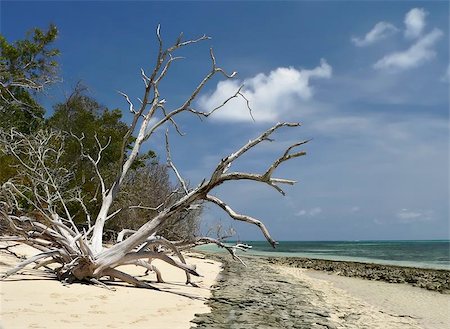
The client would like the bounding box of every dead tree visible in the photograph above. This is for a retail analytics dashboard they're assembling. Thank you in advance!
[0,26,308,288]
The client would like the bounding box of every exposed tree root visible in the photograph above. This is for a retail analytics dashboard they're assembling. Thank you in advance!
[102,268,160,290]
[2,251,59,279]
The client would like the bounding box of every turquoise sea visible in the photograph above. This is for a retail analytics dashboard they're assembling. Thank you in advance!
[197,240,450,270]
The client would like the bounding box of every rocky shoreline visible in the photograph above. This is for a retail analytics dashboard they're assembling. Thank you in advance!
[190,254,450,328]
[192,255,339,329]
[265,256,450,293]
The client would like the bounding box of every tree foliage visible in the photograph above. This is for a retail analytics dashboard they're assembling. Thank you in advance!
[0,24,59,133]
[108,162,201,242]
[46,86,168,229]
[46,87,127,222]
[0,129,76,220]
[0,25,59,185]
[0,25,182,238]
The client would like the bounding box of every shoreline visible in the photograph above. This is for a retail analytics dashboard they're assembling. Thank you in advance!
[196,250,450,292]
[2,244,449,328]
[264,256,450,293]
[191,254,450,328]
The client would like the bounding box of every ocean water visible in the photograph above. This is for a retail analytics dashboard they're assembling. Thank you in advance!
[197,240,450,270]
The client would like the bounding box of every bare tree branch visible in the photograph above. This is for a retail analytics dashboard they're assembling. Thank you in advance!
[205,195,277,247]
[1,25,308,291]
[165,130,189,195]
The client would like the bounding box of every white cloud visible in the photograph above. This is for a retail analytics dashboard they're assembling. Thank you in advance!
[374,28,443,71]
[351,21,398,47]
[144,117,161,132]
[198,60,332,123]
[309,207,322,216]
[404,8,427,39]
[296,207,322,217]
[351,206,360,213]
[397,209,421,219]
[396,209,433,223]
[296,210,307,216]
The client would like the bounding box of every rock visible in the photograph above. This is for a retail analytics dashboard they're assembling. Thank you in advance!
[191,256,337,329]
[191,253,449,328]
[267,256,450,293]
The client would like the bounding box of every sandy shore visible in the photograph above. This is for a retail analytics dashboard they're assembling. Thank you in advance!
[279,266,450,329]
[0,243,221,329]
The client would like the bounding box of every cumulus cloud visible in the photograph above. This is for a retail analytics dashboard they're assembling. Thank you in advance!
[404,8,427,39]
[373,28,443,71]
[350,8,442,72]
[396,209,433,223]
[351,21,398,47]
[296,207,322,217]
[198,60,332,122]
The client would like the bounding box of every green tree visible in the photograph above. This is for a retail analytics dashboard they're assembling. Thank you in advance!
[108,161,201,242]
[0,24,59,185]
[0,24,59,133]
[47,86,131,224]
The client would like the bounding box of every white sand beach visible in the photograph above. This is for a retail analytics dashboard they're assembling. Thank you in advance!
[0,243,221,329]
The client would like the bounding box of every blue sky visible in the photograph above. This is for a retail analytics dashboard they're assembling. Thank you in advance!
[2,1,449,241]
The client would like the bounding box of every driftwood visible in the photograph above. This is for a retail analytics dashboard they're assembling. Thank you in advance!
[0,26,308,288]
